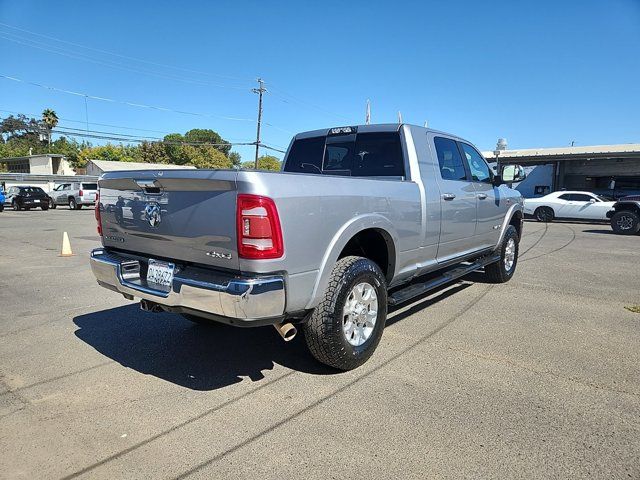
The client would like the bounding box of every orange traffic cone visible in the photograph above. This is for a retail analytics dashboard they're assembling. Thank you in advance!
[60,232,74,257]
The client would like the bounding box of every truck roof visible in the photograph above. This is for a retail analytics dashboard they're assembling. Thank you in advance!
[293,123,470,144]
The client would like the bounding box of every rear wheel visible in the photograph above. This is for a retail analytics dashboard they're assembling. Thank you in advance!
[485,225,519,283]
[69,198,77,210]
[12,200,20,211]
[0,204,4,212]
[41,204,49,211]
[49,198,56,209]
[534,206,554,222]
[303,256,387,371]
[611,211,640,235]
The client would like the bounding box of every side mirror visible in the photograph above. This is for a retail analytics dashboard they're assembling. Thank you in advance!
[589,198,596,203]
[501,165,526,183]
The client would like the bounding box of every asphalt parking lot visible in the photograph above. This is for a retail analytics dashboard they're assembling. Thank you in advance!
[1,209,639,479]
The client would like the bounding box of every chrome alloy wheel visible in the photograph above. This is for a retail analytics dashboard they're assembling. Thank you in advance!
[504,237,516,271]
[616,215,634,231]
[342,282,378,347]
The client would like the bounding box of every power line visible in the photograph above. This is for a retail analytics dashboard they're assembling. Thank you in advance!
[0,31,251,90]
[268,83,350,122]
[0,74,255,122]
[0,21,251,83]
[52,127,286,154]
[52,127,256,147]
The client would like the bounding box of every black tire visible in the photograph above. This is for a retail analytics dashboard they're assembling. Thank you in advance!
[610,211,640,235]
[0,204,4,212]
[534,206,554,222]
[69,198,77,210]
[41,204,49,211]
[485,225,519,283]
[180,313,221,326]
[49,198,56,209]
[12,200,21,211]
[303,256,388,371]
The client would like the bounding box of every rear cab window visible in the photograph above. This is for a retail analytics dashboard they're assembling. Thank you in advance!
[283,129,405,178]
[82,183,98,190]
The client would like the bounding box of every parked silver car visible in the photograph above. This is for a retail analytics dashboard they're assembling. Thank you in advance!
[49,181,98,210]
[90,124,526,370]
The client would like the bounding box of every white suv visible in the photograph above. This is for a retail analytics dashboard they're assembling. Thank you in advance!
[49,182,98,210]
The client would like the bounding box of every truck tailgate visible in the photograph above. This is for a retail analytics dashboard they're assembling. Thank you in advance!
[98,170,240,271]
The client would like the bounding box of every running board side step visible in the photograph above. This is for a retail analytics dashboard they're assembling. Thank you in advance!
[387,254,501,306]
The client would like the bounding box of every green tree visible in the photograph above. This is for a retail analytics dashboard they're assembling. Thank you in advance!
[229,151,241,167]
[138,141,170,164]
[77,144,139,167]
[241,155,281,171]
[0,114,41,144]
[182,145,232,169]
[50,136,86,169]
[41,109,59,146]
[183,129,231,157]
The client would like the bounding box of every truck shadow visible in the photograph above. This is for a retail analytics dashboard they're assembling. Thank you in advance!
[73,281,475,391]
[73,305,332,391]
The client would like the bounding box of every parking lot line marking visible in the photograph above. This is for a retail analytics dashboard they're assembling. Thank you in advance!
[173,286,494,480]
[59,369,298,480]
[61,287,493,480]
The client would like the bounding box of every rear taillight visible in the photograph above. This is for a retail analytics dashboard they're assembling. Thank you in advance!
[79,189,84,197]
[95,191,102,236]
[236,194,283,259]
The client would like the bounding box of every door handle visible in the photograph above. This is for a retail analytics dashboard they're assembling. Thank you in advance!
[442,193,456,201]
[477,193,488,200]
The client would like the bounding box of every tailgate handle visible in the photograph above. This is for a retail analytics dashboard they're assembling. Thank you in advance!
[135,179,162,195]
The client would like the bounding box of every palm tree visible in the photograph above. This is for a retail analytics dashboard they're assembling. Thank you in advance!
[42,109,59,147]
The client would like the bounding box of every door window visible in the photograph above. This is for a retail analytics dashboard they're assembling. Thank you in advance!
[434,137,467,181]
[558,194,572,201]
[459,143,491,183]
[571,194,594,202]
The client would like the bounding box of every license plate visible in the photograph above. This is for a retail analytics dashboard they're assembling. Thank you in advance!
[34,199,40,203]
[146,259,174,288]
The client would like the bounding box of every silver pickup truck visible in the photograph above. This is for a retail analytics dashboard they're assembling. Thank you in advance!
[90,124,526,370]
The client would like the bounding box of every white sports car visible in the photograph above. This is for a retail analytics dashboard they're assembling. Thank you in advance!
[523,191,615,222]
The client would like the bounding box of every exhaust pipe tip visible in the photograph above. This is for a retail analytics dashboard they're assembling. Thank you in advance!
[273,322,297,342]
[140,299,164,313]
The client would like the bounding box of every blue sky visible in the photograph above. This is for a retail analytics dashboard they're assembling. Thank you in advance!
[1,0,639,161]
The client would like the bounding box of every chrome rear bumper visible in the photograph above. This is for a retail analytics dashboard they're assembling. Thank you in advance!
[90,248,286,325]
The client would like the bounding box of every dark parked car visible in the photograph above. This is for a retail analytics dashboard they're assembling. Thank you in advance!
[5,186,51,211]
[606,196,640,234]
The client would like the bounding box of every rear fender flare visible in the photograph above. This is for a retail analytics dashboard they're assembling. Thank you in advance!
[305,214,399,310]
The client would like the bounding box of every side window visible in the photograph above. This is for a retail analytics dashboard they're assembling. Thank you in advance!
[63,184,71,191]
[572,194,593,202]
[352,132,404,177]
[558,194,572,201]
[434,137,467,181]
[460,143,491,183]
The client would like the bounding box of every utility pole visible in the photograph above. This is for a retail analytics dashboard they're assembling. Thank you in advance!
[252,78,266,169]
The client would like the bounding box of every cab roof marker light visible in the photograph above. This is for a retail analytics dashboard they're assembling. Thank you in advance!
[329,126,357,135]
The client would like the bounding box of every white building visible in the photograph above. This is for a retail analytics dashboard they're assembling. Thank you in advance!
[0,154,85,193]
[0,154,75,175]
